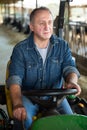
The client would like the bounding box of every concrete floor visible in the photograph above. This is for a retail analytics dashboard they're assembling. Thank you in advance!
[0,24,26,85]
[0,26,13,84]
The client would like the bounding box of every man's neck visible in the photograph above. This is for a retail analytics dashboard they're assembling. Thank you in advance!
[36,41,49,49]
[34,36,49,49]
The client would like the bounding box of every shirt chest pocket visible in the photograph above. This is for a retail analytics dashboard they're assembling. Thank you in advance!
[49,57,63,80]
[25,62,38,84]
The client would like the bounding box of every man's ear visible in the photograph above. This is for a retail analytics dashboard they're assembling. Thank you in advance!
[29,23,34,31]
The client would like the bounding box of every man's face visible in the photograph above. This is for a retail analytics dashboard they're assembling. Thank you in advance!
[30,10,53,41]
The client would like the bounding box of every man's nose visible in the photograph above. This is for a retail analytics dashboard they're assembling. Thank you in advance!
[44,23,50,30]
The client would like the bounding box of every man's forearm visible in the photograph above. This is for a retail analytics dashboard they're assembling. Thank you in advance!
[9,84,23,107]
[65,72,78,84]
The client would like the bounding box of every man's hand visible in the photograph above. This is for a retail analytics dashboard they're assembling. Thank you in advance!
[65,73,81,96]
[9,84,27,121]
[13,105,27,121]
[65,81,81,96]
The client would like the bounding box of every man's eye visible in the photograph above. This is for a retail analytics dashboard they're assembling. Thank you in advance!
[39,22,44,25]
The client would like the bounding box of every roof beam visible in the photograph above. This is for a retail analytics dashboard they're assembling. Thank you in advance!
[0,0,19,4]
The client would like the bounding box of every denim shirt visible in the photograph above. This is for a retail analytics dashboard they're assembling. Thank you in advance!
[6,32,80,90]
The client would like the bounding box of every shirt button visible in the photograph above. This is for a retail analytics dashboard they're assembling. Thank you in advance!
[40,68,42,71]
[40,79,42,82]
[28,65,31,68]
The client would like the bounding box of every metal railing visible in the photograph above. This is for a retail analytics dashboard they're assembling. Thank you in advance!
[64,22,87,58]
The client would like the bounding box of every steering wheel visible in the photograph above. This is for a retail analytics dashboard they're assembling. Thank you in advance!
[22,88,77,107]
[22,88,77,97]
[23,88,77,115]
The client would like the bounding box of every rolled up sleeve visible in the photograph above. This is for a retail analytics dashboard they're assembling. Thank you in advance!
[6,43,25,88]
[63,66,80,79]
[6,75,22,88]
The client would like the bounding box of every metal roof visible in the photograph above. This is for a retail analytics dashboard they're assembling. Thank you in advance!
[0,0,20,4]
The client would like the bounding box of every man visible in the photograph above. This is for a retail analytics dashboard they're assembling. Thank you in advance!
[6,7,81,130]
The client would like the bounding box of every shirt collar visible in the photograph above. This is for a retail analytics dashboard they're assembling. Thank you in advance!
[27,32,58,49]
